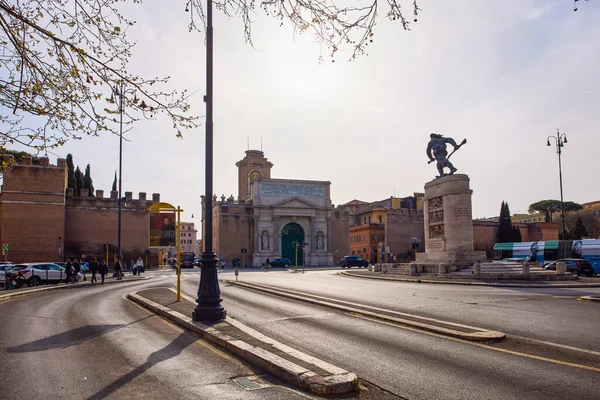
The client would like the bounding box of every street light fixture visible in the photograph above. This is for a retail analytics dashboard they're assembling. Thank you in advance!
[192,0,226,322]
[547,129,568,242]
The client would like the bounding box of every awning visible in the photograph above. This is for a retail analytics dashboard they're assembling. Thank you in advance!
[493,243,514,251]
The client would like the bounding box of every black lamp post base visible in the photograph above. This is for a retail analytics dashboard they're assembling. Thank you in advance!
[192,306,226,322]
[192,251,226,322]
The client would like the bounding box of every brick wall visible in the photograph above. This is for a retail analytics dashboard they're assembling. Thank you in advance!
[330,209,350,263]
[0,158,66,263]
[385,209,425,262]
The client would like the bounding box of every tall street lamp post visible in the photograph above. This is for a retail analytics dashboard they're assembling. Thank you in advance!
[113,83,125,259]
[547,129,568,242]
[193,0,226,322]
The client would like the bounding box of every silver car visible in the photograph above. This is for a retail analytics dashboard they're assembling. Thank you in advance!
[12,263,67,286]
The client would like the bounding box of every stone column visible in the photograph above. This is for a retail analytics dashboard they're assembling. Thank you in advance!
[274,215,280,254]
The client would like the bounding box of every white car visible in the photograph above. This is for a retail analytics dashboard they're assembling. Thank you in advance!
[12,263,67,286]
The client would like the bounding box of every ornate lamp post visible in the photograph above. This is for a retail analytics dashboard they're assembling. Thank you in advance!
[547,129,568,241]
[193,0,226,322]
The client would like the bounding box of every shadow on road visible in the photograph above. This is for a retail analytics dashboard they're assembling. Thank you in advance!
[86,332,196,400]
[7,316,153,353]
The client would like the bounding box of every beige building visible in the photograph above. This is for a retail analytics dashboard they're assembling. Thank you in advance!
[203,150,349,267]
[179,222,197,253]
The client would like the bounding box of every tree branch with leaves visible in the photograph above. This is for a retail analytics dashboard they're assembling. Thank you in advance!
[0,0,199,158]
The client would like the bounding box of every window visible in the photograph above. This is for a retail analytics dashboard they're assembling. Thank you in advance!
[373,234,379,241]
[378,215,382,223]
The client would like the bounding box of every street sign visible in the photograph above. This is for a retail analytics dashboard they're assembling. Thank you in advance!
[1,243,8,256]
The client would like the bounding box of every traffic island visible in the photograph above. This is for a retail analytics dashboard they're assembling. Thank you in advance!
[127,287,357,395]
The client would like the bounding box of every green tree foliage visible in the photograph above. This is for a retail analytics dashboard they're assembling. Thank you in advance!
[0,1,198,157]
[497,201,514,243]
[512,226,522,242]
[112,171,117,192]
[66,154,77,192]
[74,166,84,197]
[528,200,583,222]
[571,216,589,240]
[83,164,94,196]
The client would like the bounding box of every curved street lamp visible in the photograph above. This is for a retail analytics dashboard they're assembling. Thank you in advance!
[547,129,568,241]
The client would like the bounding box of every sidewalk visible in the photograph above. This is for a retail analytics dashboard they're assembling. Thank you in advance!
[341,270,600,288]
[127,287,357,395]
[0,273,148,302]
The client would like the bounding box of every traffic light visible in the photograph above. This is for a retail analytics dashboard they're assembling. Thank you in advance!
[101,243,107,252]
[415,243,420,250]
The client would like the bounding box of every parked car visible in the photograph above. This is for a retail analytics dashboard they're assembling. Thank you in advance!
[269,258,292,268]
[544,259,594,277]
[11,263,66,286]
[500,258,525,264]
[340,255,369,268]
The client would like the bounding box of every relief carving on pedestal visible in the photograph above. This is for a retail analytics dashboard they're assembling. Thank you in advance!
[429,210,444,223]
[429,224,445,238]
[428,196,443,210]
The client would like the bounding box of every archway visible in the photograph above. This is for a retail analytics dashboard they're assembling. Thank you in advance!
[281,222,304,266]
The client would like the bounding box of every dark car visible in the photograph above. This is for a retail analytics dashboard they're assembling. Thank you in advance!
[340,255,369,268]
[544,259,594,277]
[269,258,291,268]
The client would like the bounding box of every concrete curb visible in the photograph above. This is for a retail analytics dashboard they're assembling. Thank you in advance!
[229,281,505,342]
[0,277,149,303]
[340,271,600,288]
[127,290,357,395]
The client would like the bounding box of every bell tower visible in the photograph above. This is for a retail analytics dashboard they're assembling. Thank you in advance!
[236,150,273,201]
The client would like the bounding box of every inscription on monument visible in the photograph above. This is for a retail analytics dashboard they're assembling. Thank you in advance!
[259,183,325,197]
[453,208,471,217]
[427,240,445,251]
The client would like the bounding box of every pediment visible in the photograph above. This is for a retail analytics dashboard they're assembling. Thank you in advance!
[271,197,319,209]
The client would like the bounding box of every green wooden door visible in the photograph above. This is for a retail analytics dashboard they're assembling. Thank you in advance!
[281,223,304,266]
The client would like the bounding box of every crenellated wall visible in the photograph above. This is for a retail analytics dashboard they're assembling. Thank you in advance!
[0,156,67,263]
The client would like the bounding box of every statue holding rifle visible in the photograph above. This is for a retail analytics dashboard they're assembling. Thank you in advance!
[426,133,467,178]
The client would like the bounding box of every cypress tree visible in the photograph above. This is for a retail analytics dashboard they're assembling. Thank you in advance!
[74,166,84,197]
[83,164,94,196]
[497,201,514,243]
[66,154,77,193]
[512,225,522,242]
[112,171,117,192]
[572,216,589,240]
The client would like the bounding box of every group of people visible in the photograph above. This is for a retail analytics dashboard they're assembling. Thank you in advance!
[65,257,110,284]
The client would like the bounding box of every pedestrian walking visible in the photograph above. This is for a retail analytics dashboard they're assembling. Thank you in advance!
[73,258,81,283]
[90,257,99,283]
[114,257,123,280]
[99,260,108,285]
[65,259,73,283]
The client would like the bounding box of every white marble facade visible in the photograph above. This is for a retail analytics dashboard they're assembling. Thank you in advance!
[251,178,334,266]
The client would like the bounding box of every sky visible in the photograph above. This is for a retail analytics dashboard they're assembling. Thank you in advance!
[19,0,600,233]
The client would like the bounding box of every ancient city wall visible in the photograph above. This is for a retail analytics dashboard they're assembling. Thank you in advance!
[385,209,424,262]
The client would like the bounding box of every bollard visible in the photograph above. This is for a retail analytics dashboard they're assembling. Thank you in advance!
[556,261,567,274]
[438,263,446,275]
[473,262,481,277]
[522,262,530,277]
[234,266,239,282]
[409,264,418,276]
[368,263,373,272]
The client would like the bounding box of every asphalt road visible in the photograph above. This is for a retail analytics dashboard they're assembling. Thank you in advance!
[3,269,599,399]
[172,268,600,400]
[0,277,327,400]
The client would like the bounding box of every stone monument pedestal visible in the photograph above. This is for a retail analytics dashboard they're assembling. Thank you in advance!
[416,174,486,267]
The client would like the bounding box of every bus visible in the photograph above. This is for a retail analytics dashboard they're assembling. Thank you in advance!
[493,239,600,273]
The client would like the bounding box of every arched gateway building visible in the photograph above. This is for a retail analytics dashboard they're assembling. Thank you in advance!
[202,150,349,267]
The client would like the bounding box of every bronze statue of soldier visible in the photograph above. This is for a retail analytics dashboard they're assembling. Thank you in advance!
[426,133,467,178]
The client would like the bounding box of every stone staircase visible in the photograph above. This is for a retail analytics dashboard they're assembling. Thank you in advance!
[449,262,553,278]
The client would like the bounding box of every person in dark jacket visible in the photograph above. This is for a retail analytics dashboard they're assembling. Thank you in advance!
[73,258,81,282]
[114,257,123,280]
[65,259,73,283]
[99,260,108,285]
[90,257,99,283]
